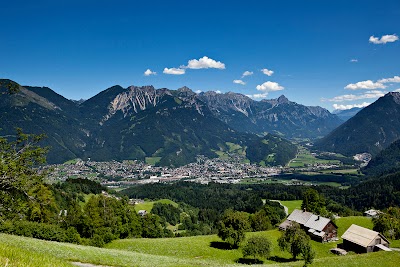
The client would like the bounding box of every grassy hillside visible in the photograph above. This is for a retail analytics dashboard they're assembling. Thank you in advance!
[1,230,400,267]
[1,216,399,267]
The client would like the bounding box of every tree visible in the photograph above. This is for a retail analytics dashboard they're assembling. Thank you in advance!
[301,188,326,215]
[151,203,181,226]
[278,223,315,266]
[0,128,48,219]
[217,210,250,248]
[373,207,400,239]
[28,184,59,223]
[250,210,271,231]
[242,236,271,260]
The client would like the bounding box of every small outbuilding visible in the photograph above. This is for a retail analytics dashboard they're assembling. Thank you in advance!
[138,210,148,216]
[341,224,390,253]
[364,209,382,218]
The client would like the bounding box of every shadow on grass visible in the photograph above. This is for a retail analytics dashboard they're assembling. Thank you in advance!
[236,258,264,265]
[268,256,297,263]
[210,241,237,250]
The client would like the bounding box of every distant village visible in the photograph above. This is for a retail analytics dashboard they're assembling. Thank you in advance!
[43,152,356,188]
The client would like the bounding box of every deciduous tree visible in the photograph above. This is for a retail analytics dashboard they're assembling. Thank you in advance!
[301,188,326,215]
[217,210,250,248]
[278,223,315,265]
[242,236,271,260]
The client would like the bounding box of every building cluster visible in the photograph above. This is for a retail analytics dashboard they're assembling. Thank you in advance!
[44,156,282,186]
[280,209,391,254]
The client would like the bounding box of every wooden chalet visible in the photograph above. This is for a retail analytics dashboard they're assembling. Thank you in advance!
[279,209,338,242]
[341,224,390,253]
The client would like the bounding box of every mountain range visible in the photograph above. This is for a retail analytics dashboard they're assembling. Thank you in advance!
[315,92,400,157]
[362,139,400,177]
[333,107,362,122]
[1,79,303,166]
[198,92,342,138]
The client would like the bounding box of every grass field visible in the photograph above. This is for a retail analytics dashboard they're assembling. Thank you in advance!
[1,216,399,267]
[63,158,80,165]
[2,214,400,267]
[280,200,302,214]
[134,199,179,212]
[2,229,400,267]
[288,147,341,168]
[145,157,162,165]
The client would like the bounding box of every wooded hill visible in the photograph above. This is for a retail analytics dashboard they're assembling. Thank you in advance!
[0,79,297,166]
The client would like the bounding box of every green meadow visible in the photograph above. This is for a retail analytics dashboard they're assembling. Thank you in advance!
[134,199,179,212]
[288,147,340,168]
[1,216,400,267]
[280,200,302,214]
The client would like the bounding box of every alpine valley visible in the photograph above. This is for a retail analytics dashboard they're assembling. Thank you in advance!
[0,79,344,166]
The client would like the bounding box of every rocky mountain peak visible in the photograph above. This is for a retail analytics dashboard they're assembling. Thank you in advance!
[277,95,289,104]
[386,91,400,105]
[177,86,192,93]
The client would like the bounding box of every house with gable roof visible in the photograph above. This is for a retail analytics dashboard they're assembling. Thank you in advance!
[279,209,338,242]
[341,224,390,253]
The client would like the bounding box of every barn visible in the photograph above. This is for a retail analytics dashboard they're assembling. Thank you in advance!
[279,209,338,242]
[341,224,390,253]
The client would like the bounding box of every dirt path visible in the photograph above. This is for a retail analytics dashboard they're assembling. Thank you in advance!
[270,200,288,215]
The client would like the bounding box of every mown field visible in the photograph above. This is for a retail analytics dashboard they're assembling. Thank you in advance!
[1,216,400,267]
[288,148,340,168]
[133,199,179,212]
[280,200,302,214]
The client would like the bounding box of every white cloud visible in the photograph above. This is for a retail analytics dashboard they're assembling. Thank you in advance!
[333,102,371,110]
[144,69,156,76]
[195,90,202,94]
[186,56,225,69]
[394,88,400,92]
[325,90,385,102]
[345,80,386,90]
[215,90,222,94]
[163,67,185,75]
[378,75,400,83]
[256,81,284,92]
[242,71,253,78]
[261,68,274,76]
[369,34,399,44]
[252,93,268,99]
[350,59,358,63]
[233,79,246,85]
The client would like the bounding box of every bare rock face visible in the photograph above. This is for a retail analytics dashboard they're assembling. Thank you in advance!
[109,85,160,116]
[198,91,254,117]
[198,92,342,138]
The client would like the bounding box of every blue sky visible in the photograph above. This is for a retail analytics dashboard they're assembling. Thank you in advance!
[1,0,399,110]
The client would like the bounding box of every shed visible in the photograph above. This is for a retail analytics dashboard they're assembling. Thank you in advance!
[341,224,390,253]
[138,210,148,216]
[364,209,382,218]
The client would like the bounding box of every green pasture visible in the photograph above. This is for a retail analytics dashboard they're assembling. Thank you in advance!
[134,199,179,212]
[279,200,302,214]
[1,221,400,267]
[145,157,162,165]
